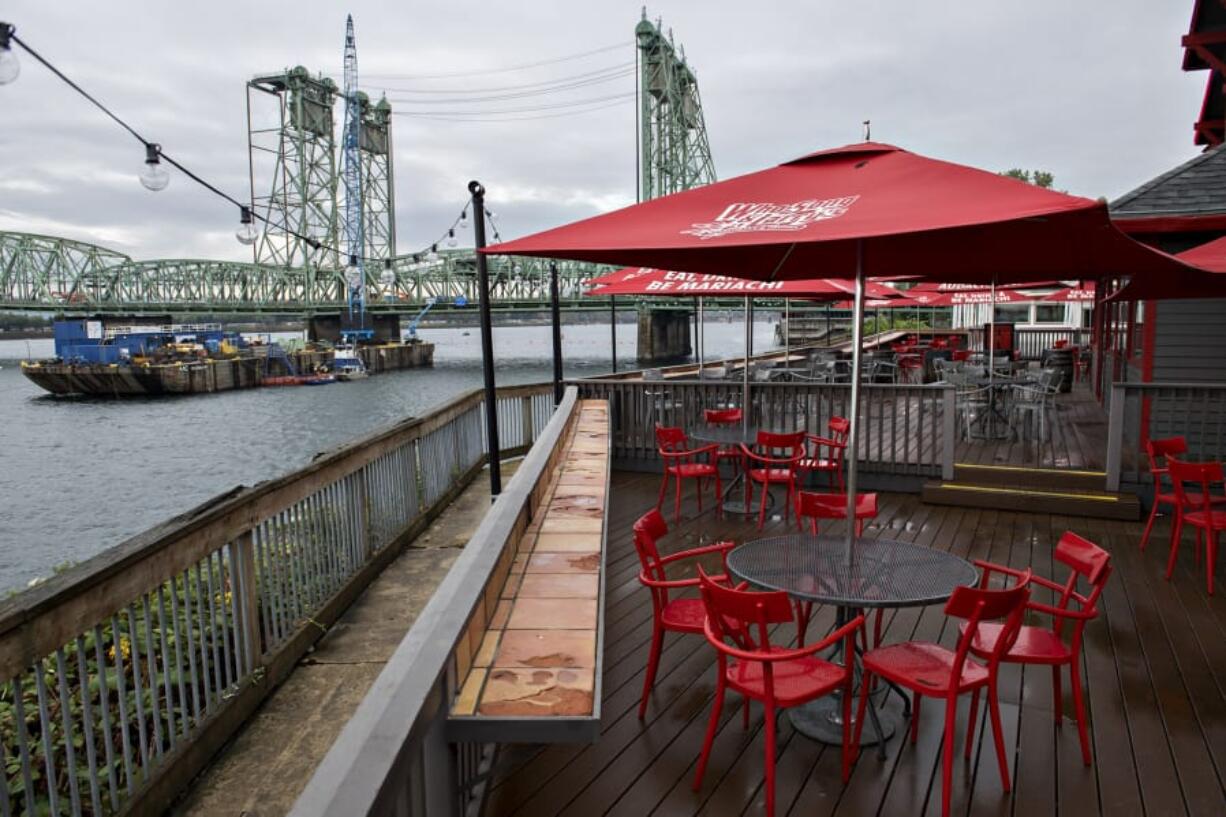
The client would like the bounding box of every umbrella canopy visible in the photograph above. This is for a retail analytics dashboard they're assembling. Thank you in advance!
[919,288,1033,306]
[585,268,900,299]
[1109,237,1226,300]
[1040,284,1096,302]
[486,142,1196,286]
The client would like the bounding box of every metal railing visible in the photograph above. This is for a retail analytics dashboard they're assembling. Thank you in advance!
[1106,381,1226,491]
[0,382,555,817]
[966,327,1091,361]
[292,387,585,817]
[572,378,954,480]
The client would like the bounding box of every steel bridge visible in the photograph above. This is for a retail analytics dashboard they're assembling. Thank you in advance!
[1,12,715,317]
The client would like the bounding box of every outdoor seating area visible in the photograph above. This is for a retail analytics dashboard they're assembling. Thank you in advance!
[482,467,1226,817]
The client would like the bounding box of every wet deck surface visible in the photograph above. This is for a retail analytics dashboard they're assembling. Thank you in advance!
[486,469,1226,817]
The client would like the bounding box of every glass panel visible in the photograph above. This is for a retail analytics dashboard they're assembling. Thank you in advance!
[993,304,1029,324]
[1034,304,1065,324]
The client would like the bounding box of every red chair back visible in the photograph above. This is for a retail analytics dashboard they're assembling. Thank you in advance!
[828,416,850,444]
[704,408,743,426]
[948,336,962,348]
[756,429,805,453]
[1146,436,1188,495]
[698,567,792,653]
[1168,458,1225,516]
[633,510,671,606]
[655,425,689,454]
[946,574,1031,678]
[1050,531,1112,640]
[1054,339,1069,349]
[951,349,970,362]
[797,491,877,533]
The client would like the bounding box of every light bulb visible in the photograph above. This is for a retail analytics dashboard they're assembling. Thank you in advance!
[344,256,361,288]
[486,210,497,221]
[235,206,258,245]
[459,212,469,230]
[139,144,169,192]
[0,31,19,86]
[446,229,457,247]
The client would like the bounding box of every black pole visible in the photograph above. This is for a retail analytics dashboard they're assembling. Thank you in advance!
[550,261,564,406]
[826,302,832,344]
[610,295,618,373]
[469,180,501,497]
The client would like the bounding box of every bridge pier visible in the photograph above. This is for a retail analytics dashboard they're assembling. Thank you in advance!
[636,306,692,364]
[308,313,402,344]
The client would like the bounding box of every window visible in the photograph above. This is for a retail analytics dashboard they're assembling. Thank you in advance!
[1034,304,1066,324]
[993,304,1029,324]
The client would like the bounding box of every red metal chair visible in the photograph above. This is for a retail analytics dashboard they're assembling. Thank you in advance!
[631,510,737,719]
[693,567,865,817]
[951,349,971,362]
[1141,437,1226,557]
[740,430,805,530]
[794,490,882,647]
[703,407,746,473]
[1168,458,1226,594]
[897,352,925,384]
[797,416,850,492]
[655,425,722,522]
[967,532,1111,767]
[854,575,1032,817]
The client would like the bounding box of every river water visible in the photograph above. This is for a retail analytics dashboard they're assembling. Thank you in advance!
[0,318,782,593]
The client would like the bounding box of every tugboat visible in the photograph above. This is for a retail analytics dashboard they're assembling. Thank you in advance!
[333,346,368,381]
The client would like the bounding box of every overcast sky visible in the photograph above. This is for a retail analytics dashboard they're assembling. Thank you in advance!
[0,1,1207,263]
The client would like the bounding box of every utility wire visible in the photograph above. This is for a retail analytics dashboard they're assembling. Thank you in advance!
[363,41,625,81]
[392,90,636,118]
[393,97,632,123]
[371,61,633,96]
[383,67,634,106]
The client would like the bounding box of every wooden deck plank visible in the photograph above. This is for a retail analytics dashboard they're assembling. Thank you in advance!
[485,469,1224,817]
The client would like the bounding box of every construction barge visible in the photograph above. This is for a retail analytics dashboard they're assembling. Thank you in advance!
[19,318,433,397]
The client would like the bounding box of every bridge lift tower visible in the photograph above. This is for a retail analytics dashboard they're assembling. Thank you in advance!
[636,10,717,201]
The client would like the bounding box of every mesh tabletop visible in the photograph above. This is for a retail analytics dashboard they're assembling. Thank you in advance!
[727,535,979,609]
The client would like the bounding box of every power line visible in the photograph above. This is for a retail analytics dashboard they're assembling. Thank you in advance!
[394,97,632,123]
[392,90,635,118]
[363,41,626,81]
[381,67,634,106]
[369,61,633,96]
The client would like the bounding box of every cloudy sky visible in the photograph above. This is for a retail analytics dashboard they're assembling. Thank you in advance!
[0,1,1207,263]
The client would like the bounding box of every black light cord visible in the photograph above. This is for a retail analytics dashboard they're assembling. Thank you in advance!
[5,24,481,267]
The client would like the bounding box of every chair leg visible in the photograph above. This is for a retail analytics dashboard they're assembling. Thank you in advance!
[1166,514,1184,579]
[714,471,723,519]
[639,623,664,719]
[1139,499,1160,551]
[764,700,778,817]
[911,693,922,744]
[695,477,703,513]
[1196,528,1203,567]
[841,671,855,783]
[1052,665,1063,723]
[941,697,957,817]
[692,677,726,792]
[1069,659,1092,766]
[795,601,812,646]
[988,684,1012,792]
[852,669,873,761]
[1209,530,1218,596]
[656,471,668,511]
[674,473,683,523]
[964,688,980,759]
[757,481,769,531]
[742,696,750,729]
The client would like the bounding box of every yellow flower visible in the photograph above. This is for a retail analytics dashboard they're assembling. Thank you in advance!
[107,637,131,663]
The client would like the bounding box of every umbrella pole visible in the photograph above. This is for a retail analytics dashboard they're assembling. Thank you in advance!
[784,298,791,364]
[826,302,832,344]
[610,295,617,373]
[845,241,866,564]
[743,296,751,432]
[697,296,704,375]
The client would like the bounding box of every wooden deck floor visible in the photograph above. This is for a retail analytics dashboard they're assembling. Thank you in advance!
[953,380,1109,471]
[484,470,1226,817]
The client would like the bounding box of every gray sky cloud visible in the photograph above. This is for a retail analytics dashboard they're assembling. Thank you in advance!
[0,1,1207,264]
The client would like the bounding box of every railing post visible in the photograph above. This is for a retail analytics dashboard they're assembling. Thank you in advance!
[522,395,533,449]
[233,530,263,670]
[941,384,956,481]
[1105,383,1125,492]
[356,468,373,557]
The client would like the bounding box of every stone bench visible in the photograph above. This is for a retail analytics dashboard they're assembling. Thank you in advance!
[447,399,609,742]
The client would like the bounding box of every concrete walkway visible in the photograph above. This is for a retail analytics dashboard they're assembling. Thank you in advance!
[173,465,511,817]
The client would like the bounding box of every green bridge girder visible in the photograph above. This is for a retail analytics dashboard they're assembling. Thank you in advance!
[0,231,620,315]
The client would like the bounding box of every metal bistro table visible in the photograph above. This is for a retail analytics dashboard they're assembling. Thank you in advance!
[726,534,978,756]
[690,424,793,516]
[965,373,1035,439]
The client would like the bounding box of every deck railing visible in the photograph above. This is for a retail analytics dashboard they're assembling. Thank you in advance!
[0,382,554,817]
[292,387,584,817]
[572,378,954,481]
[1105,381,1226,491]
[966,327,1091,361]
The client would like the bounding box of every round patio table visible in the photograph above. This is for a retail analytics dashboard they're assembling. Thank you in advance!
[690,424,794,516]
[726,534,978,753]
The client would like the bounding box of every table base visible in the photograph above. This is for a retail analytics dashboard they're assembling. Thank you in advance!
[719,473,775,517]
[789,690,903,748]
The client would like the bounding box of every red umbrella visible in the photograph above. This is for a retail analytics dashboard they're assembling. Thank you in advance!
[1041,284,1096,302]
[586,268,900,298]
[1109,238,1226,300]
[486,142,1192,286]
[907,280,1057,293]
[920,288,1032,306]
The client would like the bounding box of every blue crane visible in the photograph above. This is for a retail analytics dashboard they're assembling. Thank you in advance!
[341,14,372,343]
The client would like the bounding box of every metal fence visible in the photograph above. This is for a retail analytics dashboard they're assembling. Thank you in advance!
[1106,381,1226,491]
[572,378,954,480]
[966,327,1091,361]
[0,382,554,817]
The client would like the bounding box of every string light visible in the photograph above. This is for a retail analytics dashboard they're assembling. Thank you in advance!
[446,228,457,247]
[138,143,169,192]
[235,205,258,245]
[0,23,19,85]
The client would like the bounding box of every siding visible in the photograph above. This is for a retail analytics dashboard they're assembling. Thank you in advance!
[1153,298,1226,382]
